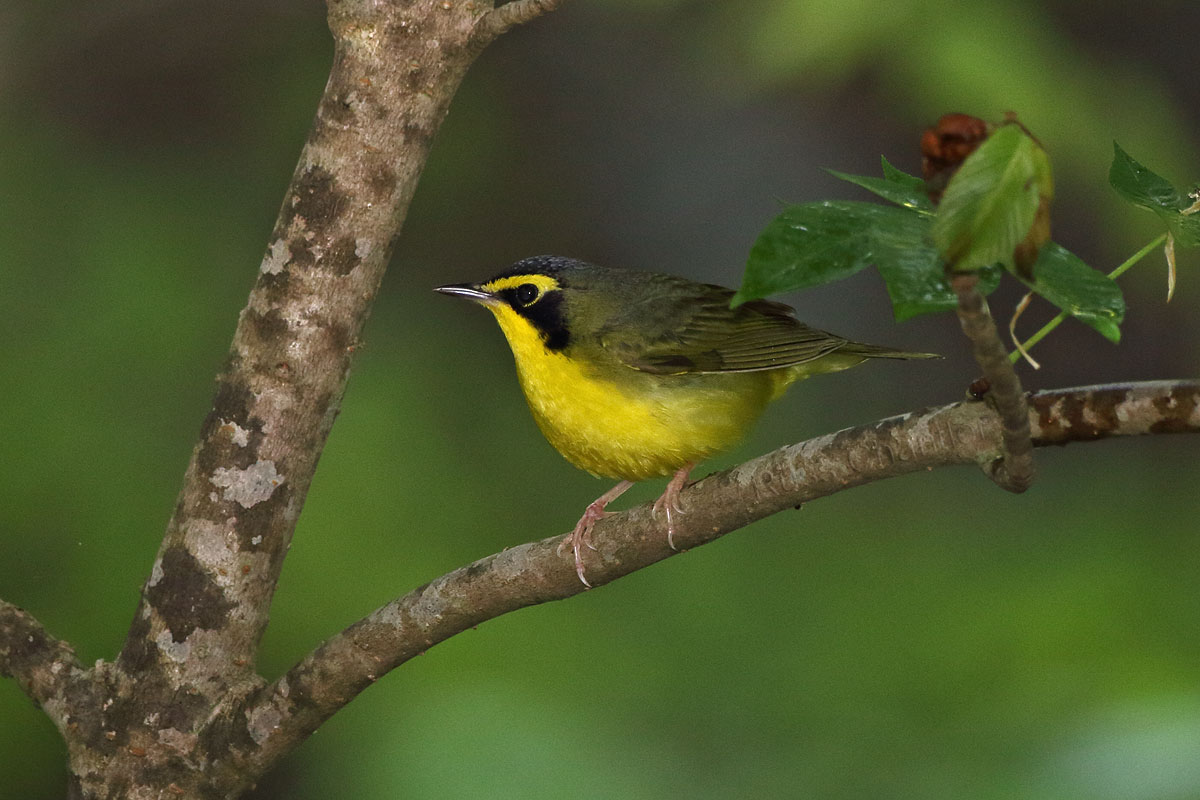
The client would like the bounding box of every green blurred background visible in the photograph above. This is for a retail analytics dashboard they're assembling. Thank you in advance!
[3,1,1200,797]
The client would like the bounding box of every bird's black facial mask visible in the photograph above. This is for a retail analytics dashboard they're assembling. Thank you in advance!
[481,273,571,352]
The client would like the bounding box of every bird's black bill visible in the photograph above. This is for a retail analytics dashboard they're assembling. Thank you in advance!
[434,284,496,304]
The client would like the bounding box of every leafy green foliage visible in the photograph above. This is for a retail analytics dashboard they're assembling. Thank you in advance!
[734,189,999,319]
[860,203,1002,321]
[828,157,932,212]
[930,124,1052,273]
[1109,143,1200,247]
[735,201,883,302]
[1020,244,1124,343]
[738,154,1121,341]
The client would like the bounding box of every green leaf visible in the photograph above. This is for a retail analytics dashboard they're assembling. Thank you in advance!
[735,201,881,304]
[881,156,922,188]
[1021,243,1125,343]
[1109,143,1200,247]
[1109,142,1182,210]
[866,208,1002,319]
[737,199,1001,320]
[881,262,1005,321]
[931,124,1042,271]
[828,157,933,212]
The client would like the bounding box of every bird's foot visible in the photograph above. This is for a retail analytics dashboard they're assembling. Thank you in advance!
[558,481,634,589]
[561,502,607,588]
[652,463,693,551]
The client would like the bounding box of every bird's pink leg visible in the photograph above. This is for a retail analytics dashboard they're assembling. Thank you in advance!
[652,463,694,551]
[558,480,634,588]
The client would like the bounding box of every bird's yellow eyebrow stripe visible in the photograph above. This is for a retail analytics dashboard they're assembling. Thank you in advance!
[482,274,561,294]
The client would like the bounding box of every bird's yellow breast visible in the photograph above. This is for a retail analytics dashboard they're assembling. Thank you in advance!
[487,304,793,481]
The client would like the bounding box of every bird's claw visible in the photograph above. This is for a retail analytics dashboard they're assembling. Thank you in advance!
[652,493,685,551]
[560,481,634,589]
[653,463,693,551]
[559,511,602,589]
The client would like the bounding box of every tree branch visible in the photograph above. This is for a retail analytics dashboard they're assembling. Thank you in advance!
[236,379,1200,771]
[953,272,1035,492]
[0,600,82,731]
[474,0,565,43]
[118,0,563,696]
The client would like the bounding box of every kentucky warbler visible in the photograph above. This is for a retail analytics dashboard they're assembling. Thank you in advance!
[436,256,938,587]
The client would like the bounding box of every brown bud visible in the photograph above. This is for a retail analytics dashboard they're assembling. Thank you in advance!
[921,113,991,203]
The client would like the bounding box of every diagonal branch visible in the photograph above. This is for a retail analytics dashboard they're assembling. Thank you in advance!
[234,379,1200,773]
[953,272,1035,491]
[55,3,566,796]
[116,0,565,705]
[0,600,82,729]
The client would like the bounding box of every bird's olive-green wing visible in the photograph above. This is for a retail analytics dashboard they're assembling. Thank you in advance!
[596,279,849,374]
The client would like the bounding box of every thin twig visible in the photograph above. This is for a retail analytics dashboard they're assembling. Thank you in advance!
[473,0,564,44]
[952,272,1035,491]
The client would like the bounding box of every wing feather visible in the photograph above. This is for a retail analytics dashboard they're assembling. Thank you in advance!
[596,278,850,375]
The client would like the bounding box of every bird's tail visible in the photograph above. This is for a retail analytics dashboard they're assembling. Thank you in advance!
[840,341,942,360]
[774,340,941,395]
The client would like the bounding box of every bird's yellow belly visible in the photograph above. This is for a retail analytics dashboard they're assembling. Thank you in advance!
[513,349,782,481]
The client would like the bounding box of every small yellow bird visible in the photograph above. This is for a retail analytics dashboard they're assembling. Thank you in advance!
[437,256,938,586]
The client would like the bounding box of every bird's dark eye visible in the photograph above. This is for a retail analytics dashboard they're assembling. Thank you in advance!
[514,283,540,305]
